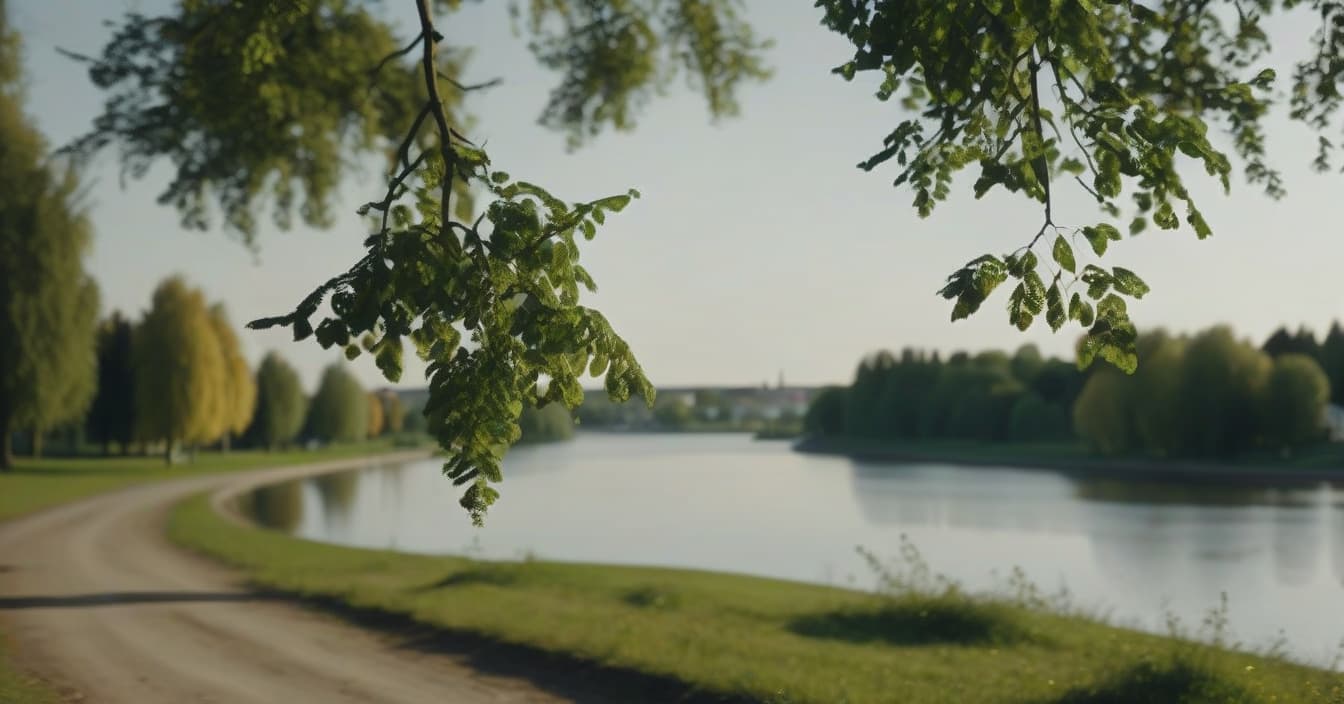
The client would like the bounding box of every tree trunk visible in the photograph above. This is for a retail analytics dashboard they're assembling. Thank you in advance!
[32,428,43,459]
[1,423,12,472]
[221,433,231,453]
[163,436,174,466]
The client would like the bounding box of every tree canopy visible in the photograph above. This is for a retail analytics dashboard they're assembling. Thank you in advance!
[65,0,1344,516]
[249,351,308,450]
[0,10,99,467]
[307,363,369,444]
[133,276,230,462]
[207,304,258,448]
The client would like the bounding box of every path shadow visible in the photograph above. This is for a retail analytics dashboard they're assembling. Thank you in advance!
[292,592,751,704]
[0,590,280,610]
[788,601,1032,647]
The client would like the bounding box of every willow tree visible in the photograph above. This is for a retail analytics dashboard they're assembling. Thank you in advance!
[0,9,99,468]
[307,364,368,443]
[68,0,1344,517]
[250,351,307,450]
[134,277,228,464]
[207,304,258,451]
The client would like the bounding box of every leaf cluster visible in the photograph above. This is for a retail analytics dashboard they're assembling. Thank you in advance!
[817,0,1317,372]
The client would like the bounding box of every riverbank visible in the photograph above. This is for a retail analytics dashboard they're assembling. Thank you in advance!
[0,438,432,522]
[165,479,1342,703]
[796,436,1344,485]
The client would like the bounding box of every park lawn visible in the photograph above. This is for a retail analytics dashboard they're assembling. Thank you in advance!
[171,493,1344,704]
[0,438,429,522]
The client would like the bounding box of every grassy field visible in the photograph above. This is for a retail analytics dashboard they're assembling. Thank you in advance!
[169,493,1344,704]
[0,439,430,703]
[0,438,429,522]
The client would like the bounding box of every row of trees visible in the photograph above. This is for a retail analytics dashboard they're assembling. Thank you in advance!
[76,276,410,463]
[807,345,1085,446]
[809,324,1340,460]
[1260,324,1344,405]
[1075,327,1331,458]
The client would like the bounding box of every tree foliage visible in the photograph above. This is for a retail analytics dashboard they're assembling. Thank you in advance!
[817,0,1344,371]
[133,277,229,461]
[1320,322,1344,404]
[0,12,99,467]
[307,363,368,443]
[1074,326,1332,458]
[803,386,849,437]
[367,391,386,438]
[69,0,1344,512]
[1262,353,1331,452]
[87,312,137,454]
[822,345,1082,444]
[207,304,258,446]
[249,351,308,450]
[517,402,575,443]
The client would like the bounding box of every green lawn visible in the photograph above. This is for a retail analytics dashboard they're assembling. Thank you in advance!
[0,439,430,702]
[0,438,429,522]
[170,493,1344,704]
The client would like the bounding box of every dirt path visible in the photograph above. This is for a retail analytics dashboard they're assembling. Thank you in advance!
[0,454,571,704]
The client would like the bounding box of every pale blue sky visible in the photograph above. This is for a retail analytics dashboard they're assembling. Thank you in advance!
[9,1,1342,392]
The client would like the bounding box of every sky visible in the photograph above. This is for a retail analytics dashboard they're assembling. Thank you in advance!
[7,1,1344,393]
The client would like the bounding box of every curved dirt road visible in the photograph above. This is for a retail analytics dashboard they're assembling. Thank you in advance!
[0,454,569,704]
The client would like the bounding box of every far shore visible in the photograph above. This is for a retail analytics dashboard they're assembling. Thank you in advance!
[794,435,1344,486]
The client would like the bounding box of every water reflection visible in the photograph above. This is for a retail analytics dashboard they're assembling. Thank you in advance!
[240,434,1344,661]
[243,481,304,533]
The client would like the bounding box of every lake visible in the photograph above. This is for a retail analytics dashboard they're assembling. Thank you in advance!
[245,433,1344,663]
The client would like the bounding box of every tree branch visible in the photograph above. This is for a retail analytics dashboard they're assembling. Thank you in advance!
[415,0,459,254]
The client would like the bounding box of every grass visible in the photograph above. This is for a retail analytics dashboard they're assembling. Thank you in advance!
[0,438,430,703]
[169,493,1344,703]
[0,437,429,522]
[0,639,57,704]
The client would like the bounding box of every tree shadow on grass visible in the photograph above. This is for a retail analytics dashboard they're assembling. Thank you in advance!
[1043,660,1260,704]
[788,598,1034,647]
[418,567,521,591]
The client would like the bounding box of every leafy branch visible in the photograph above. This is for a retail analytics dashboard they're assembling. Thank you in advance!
[249,0,654,524]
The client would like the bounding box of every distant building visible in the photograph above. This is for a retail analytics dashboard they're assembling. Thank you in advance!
[1326,404,1344,443]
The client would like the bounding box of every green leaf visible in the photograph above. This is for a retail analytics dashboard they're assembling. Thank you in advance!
[1111,267,1150,298]
[1082,227,1108,256]
[375,336,404,382]
[1186,206,1212,239]
[1097,293,1127,320]
[1046,282,1065,331]
[1052,235,1075,273]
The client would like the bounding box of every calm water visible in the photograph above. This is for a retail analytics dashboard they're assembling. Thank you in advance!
[247,433,1344,661]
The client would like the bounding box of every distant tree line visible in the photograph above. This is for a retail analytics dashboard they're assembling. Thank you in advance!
[1074,327,1333,458]
[808,345,1083,445]
[7,275,417,466]
[808,323,1344,460]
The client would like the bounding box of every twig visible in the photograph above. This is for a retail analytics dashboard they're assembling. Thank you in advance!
[415,0,459,254]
